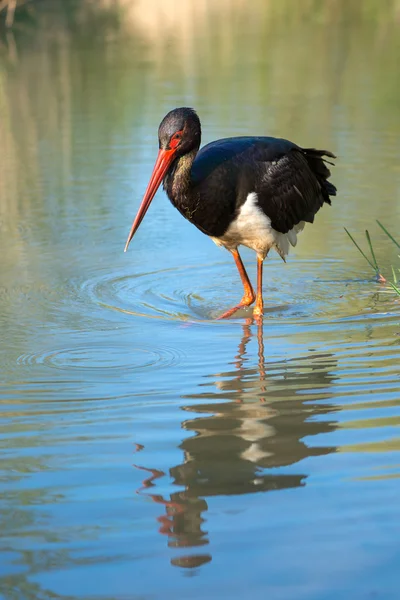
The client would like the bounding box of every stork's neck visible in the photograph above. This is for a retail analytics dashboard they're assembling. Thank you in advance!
[163,148,198,207]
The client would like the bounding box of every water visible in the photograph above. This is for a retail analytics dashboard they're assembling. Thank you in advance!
[1,1,400,598]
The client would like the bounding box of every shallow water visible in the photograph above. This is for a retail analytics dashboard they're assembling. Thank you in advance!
[1,1,400,598]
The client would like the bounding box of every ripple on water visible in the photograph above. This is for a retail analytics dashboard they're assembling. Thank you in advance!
[77,258,394,324]
[79,263,223,322]
[16,342,184,373]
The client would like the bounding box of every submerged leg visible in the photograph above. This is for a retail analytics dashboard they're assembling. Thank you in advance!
[253,255,264,318]
[218,249,255,319]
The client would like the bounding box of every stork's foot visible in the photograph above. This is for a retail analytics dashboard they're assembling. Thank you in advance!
[217,292,255,320]
[253,303,264,319]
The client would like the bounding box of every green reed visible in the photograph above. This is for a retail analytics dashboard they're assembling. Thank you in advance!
[345,222,400,296]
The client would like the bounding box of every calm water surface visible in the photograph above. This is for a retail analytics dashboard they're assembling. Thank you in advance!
[1,2,400,598]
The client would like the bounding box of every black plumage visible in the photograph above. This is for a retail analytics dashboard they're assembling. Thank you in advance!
[187,136,336,237]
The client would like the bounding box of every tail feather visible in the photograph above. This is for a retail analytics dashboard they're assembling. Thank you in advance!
[302,147,337,204]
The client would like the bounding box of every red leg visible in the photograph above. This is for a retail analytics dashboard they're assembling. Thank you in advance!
[253,256,264,318]
[218,249,255,319]
[256,315,267,401]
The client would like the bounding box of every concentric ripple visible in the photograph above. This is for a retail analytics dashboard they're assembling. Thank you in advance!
[16,342,183,373]
[79,262,226,322]
[77,258,399,324]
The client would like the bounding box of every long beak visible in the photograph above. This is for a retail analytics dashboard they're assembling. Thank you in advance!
[124,148,176,252]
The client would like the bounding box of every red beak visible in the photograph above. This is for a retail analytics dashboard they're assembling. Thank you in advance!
[124,148,176,252]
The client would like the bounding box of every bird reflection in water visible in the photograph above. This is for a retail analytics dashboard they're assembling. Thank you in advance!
[133,318,338,569]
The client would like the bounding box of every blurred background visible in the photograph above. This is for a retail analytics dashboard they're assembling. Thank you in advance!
[1,0,400,238]
[1,1,400,599]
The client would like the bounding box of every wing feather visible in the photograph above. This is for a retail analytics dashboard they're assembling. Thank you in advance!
[189,136,336,237]
[253,150,335,233]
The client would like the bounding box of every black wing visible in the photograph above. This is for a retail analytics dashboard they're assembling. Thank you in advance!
[191,136,298,185]
[252,147,336,233]
[189,136,336,237]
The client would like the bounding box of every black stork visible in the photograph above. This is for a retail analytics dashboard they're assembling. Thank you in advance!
[124,108,336,319]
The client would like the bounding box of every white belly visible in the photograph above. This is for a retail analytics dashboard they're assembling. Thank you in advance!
[211,192,305,260]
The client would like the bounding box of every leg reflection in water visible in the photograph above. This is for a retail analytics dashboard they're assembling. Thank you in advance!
[133,317,338,568]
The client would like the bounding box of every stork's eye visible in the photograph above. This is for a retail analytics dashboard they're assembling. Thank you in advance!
[169,129,183,149]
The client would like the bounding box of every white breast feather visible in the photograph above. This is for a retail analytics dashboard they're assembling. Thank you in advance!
[211,192,305,259]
